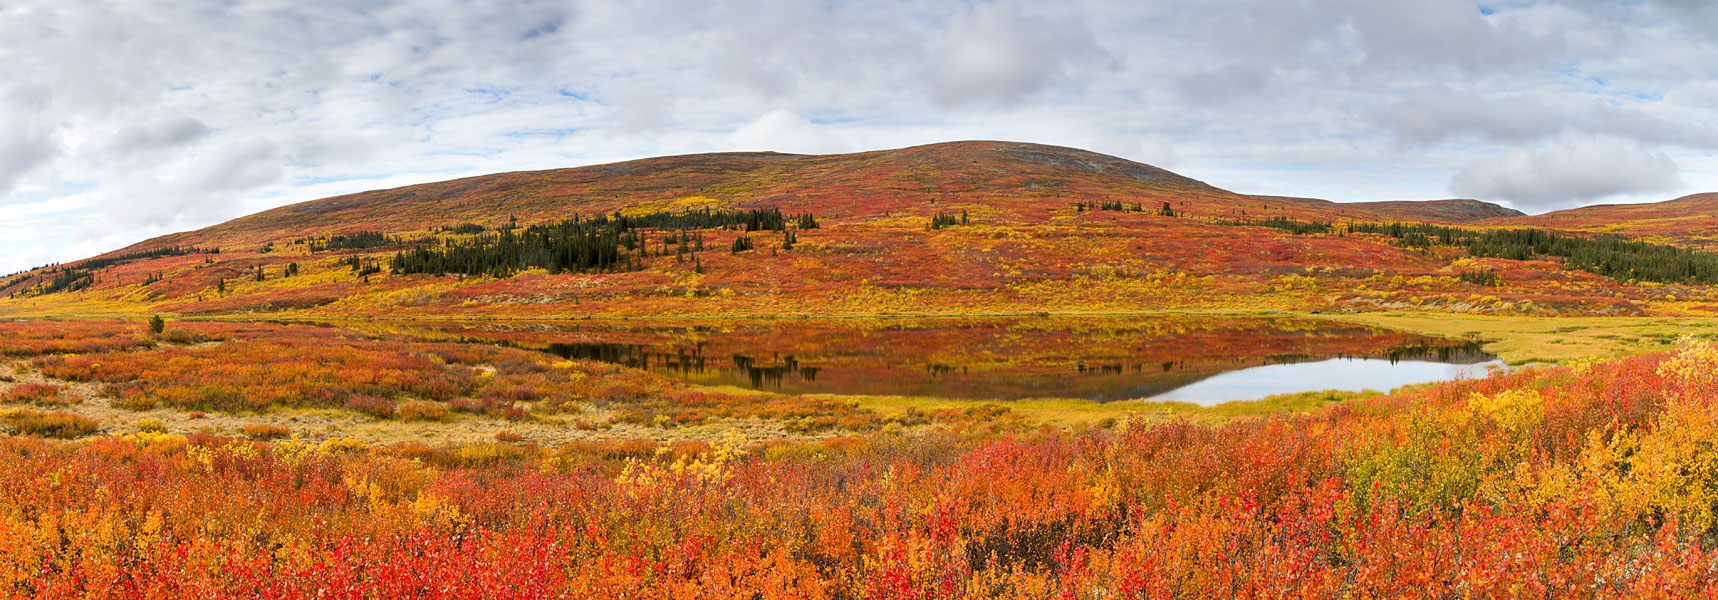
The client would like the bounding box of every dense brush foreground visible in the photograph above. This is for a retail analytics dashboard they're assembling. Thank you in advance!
[5,340,1718,597]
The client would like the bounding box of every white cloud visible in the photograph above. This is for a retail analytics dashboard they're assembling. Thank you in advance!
[1,0,1717,274]
[1449,139,1684,208]
[1379,87,1566,145]
[927,2,1115,107]
[726,109,848,155]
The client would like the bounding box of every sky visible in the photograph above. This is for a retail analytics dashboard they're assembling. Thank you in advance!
[2,0,1716,275]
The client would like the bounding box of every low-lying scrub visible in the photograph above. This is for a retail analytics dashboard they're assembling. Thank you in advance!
[3,408,98,438]
[3,342,1718,596]
[0,382,71,406]
[239,423,291,440]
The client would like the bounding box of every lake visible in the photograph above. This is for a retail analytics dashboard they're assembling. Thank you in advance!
[413,315,1498,405]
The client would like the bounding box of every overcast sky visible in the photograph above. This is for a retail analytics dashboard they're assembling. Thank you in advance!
[2,0,1716,274]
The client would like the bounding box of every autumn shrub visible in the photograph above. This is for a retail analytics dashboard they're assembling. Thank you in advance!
[4,409,98,438]
[161,328,208,345]
[344,395,395,419]
[0,320,156,357]
[240,423,291,440]
[136,418,167,434]
[8,346,1718,597]
[494,430,523,443]
[1,382,71,406]
[395,400,450,422]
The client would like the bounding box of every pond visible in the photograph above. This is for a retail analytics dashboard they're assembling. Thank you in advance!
[411,315,1497,405]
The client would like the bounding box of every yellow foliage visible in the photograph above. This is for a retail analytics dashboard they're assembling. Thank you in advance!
[614,431,748,498]
[1465,389,1544,432]
[1657,338,1718,385]
[319,437,369,455]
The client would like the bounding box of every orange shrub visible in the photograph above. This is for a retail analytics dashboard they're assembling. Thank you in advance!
[239,423,291,440]
[1,382,71,406]
[3,409,98,438]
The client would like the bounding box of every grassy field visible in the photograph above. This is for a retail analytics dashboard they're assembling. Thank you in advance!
[1324,311,1718,364]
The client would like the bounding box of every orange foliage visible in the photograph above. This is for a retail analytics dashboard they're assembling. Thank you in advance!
[3,344,1718,595]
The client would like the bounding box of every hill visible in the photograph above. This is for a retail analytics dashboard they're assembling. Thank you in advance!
[1482,193,1718,246]
[1344,199,1524,223]
[1,141,1714,319]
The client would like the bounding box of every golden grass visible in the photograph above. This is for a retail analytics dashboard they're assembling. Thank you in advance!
[1320,311,1718,364]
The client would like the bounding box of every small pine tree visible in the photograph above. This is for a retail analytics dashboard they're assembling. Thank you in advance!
[730,236,754,253]
[148,314,165,335]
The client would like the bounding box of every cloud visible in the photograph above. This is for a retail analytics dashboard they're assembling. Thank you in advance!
[1089,132,1178,168]
[100,116,210,157]
[1379,87,1566,145]
[926,2,1115,106]
[1449,139,1683,208]
[726,109,847,155]
[0,125,57,196]
[1378,88,1718,149]
[1584,105,1718,149]
[1330,0,1565,75]
[1,0,1717,273]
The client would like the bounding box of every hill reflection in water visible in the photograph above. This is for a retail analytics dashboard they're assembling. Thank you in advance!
[416,316,1496,402]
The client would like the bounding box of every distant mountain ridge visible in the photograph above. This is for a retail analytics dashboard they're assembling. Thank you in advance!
[1481,192,1718,245]
[1346,199,1525,223]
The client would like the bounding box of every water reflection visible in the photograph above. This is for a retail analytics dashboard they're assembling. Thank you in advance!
[429,316,1496,402]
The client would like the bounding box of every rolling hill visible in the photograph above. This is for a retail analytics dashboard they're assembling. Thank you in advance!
[1481,192,1718,246]
[1,141,1714,319]
[1346,199,1524,223]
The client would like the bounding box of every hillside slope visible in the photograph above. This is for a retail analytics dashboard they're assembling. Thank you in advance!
[1,141,1712,319]
[1482,193,1718,246]
[1345,199,1524,223]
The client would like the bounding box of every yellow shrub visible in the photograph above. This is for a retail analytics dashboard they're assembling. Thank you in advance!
[1466,389,1544,432]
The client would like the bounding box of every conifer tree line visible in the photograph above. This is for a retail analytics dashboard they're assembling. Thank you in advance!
[6,245,217,298]
[389,208,815,278]
[1074,201,1146,212]
[437,223,487,235]
[1226,217,1718,285]
[301,232,414,252]
[1217,216,1333,235]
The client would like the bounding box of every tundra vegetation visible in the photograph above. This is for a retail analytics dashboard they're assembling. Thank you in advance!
[5,144,1718,595]
[0,316,1716,596]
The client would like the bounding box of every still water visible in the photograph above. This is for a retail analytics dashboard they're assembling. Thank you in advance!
[424,316,1499,405]
[1147,357,1504,405]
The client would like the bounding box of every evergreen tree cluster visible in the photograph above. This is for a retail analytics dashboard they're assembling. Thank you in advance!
[437,223,487,235]
[39,271,95,295]
[1459,268,1501,287]
[1217,217,1333,235]
[341,256,383,278]
[1074,201,1147,213]
[389,208,813,278]
[303,232,408,252]
[7,245,217,298]
[1226,217,1718,285]
[79,246,218,271]
[928,210,969,230]
[730,235,755,253]
[594,207,804,233]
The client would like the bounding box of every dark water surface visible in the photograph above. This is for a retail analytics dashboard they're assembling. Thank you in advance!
[415,315,1497,404]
